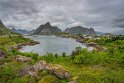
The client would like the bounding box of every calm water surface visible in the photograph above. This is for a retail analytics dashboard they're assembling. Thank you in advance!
[20,36,87,55]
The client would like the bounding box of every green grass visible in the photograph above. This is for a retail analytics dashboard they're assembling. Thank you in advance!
[0,35,124,83]
[0,22,17,36]
[0,36,31,51]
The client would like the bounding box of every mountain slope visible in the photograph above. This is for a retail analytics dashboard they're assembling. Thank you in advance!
[33,22,62,35]
[96,31,105,35]
[65,26,96,35]
[11,28,30,34]
[0,20,16,36]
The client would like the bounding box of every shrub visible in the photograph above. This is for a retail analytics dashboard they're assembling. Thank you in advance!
[62,52,66,57]
[55,53,58,58]
[71,47,82,59]
[74,49,93,64]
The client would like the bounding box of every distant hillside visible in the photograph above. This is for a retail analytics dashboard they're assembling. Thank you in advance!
[96,31,105,35]
[65,26,96,35]
[0,19,16,36]
[11,28,30,34]
[33,22,62,35]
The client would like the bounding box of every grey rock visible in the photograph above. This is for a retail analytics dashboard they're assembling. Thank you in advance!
[18,66,38,78]
[46,64,71,79]
[18,60,71,79]
[15,55,32,62]
[0,49,6,58]
[33,61,47,71]
[18,60,47,78]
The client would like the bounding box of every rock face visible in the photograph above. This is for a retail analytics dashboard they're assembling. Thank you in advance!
[46,64,71,79]
[16,55,32,62]
[65,26,96,35]
[33,61,47,71]
[18,61,47,78]
[0,49,6,58]
[0,19,16,36]
[18,60,71,79]
[33,22,62,35]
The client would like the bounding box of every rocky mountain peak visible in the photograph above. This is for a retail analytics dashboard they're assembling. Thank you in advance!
[33,22,62,35]
[45,22,51,26]
[65,26,96,35]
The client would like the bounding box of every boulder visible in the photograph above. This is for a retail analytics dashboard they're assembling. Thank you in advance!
[16,55,32,62]
[18,60,71,79]
[46,64,71,79]
[0,49,6,58]
[18,60,47,78]
[33,61,47,71]
[18,66,38,78]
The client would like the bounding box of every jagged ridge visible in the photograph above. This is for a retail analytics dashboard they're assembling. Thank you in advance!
[33,22,62,35]
[65,26,96,35]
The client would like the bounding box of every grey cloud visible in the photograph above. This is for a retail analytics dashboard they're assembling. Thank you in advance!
[0,0,124,34]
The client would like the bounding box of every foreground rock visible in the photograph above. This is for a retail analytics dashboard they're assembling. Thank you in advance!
[0,49,6,58]
[33,61,47,71]
[18,66,38,77]
[46,64,71,79]
[18,60,71,79]
[16,55,32,62]
[18,61,46,78]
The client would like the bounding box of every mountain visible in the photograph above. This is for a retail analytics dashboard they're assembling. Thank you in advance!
[30,29,35,34]
[11,28,30,34]
[96,31,105,35]
[65,26,96,35]
[33,22,62,35]
[0,19,16,36]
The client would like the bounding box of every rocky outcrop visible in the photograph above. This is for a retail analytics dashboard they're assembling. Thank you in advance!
[0,49,6,58]
[65,26,96,35]
[18,60,71,79]
[46,64,71,79]
[15,55,32,62]
[18,61,47,78]
[33,61,47,71]
[33,22,62,35]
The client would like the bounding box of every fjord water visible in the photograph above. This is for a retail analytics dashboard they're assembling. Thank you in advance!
[20,36,86,55]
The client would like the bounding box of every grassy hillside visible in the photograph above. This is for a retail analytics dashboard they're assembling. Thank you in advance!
[0,20,17,36]
[0,35,124,83]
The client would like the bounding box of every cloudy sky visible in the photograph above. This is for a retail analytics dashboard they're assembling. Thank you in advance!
[0,0,124,34]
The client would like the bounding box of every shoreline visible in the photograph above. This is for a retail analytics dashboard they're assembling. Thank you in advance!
[29,35,105,52]
[8,40,40,51]
[56,34,105,52]
[15,35,105,55]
